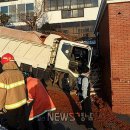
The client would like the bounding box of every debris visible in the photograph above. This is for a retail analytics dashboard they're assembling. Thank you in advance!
[48,87,130,130]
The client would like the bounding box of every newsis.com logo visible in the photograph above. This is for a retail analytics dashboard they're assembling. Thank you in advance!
[38,112,93,122]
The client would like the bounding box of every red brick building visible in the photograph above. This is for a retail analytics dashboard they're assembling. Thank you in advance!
[94,0,130,114]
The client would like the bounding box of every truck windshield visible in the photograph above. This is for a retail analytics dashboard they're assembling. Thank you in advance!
[69,46,88,73]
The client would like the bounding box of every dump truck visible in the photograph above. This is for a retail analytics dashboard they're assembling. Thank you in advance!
[0,27,93,89]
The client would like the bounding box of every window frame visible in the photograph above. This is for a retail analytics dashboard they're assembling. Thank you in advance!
[1,6,8,14]
[26,3,34,12]
[47,0,98,11]
[61,8,84,19]
[9,5,16,22]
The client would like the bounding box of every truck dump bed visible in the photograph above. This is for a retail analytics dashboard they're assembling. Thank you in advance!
[0,27,59,69]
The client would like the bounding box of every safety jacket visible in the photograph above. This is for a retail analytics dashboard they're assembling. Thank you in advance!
[27,77,56,121]
[0,62,27,110]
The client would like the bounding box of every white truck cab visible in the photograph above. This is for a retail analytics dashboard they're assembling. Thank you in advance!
[43,34,93,89]
[55,40,92,77]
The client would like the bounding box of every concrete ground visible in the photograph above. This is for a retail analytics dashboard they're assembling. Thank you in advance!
[51,121,87,130]
[115,113,130,124]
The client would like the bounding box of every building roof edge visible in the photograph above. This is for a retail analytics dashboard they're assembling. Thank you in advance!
[94,0,106,34]
[94,0,130,34]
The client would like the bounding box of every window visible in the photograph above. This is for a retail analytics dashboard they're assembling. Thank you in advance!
[71,47,88,62]
[50,0,57,11]
[9,5,16,14]
[9,5,16,22]
[51,20,95,37]
[72,9,78,17]
[84,0,98,7]
[62,9,84,19]
[69,47,88,73]
[78,0,84,8]
[71,0,78,9]
[18,4,25,13]
[26,3,34,21]
[84,0,91,7]
[62,10,71,19]
[26,12,34,21]
[1,6,8,14]
[48,0,51,10]
[57,0,64,10]
[64,0,71,9]
[91,0,98,7]
[26,3,34,11]
[17,4,25,22]
[47,0,98,11]
[78,9,84,17]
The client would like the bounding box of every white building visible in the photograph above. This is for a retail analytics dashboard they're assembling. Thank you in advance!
[0,0,35,30]
[0,0,101,37]
[40,0,101,37]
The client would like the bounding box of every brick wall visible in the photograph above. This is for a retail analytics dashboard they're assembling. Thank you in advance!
[109,2,130,114]
[98,2,130,114]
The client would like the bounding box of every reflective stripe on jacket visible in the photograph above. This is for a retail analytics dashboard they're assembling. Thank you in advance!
[0,80,25,89]
[0,62,27,110]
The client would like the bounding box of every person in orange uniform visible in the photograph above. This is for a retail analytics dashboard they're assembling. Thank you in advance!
[24,71,56,130]
[0,53,27,130]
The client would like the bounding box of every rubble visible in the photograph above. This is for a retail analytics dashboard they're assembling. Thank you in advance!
[0,87,130,130]
[48,87,130,130]
[91,95,130,130]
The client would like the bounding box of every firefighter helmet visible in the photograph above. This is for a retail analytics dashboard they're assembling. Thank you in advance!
[1,53,15,65]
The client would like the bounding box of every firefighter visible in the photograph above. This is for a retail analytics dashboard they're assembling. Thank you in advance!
[23,69,56,130]
[0,53,27,130]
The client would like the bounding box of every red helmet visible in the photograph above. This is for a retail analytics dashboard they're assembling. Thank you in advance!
[1,53,15,65]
